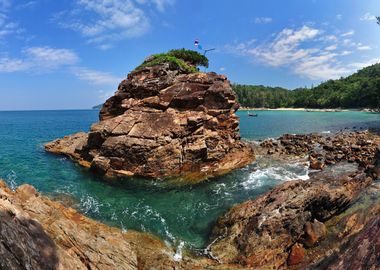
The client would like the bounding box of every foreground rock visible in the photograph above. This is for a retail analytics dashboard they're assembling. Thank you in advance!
[46,63,254,181]
[208,131,380,269]
[0,181,184,270]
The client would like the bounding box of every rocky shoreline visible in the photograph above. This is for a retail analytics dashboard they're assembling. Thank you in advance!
[2,130,380,269]
[9,53,380,269]
[207,130,380,269]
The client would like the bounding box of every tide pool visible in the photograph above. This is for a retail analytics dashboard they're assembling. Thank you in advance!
[0,109,378,250]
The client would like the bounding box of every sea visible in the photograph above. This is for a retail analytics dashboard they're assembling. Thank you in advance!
[0,109,378,251]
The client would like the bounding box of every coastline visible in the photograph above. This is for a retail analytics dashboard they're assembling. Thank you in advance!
[239,107,379,112]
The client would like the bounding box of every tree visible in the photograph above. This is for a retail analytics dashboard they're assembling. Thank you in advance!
[377,16,380,25]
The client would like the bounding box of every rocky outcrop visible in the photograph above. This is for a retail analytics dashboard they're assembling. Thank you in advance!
[258,131,379,177]
[46,63,254,181]
[321,214,380,270]
[0,181,184,270]
[208,167,372,268]
[208,131,380,269]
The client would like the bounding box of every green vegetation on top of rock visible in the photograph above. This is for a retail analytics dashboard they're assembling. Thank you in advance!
[234,63,380,109]
[167,49,209,68]
[136,49,209,73]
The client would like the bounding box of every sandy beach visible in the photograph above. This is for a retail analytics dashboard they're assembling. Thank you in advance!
[238,107,368,112]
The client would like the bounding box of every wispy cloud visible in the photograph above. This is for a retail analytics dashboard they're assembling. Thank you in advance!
[225,25,376,80]
[0,1,24,41]
[0,57,28,72]
[360,12,376,21]
[55,0,174,49]
[341,30,354,37]
[336,14,342,20]
[55,0,149,48]
[0,46,79,72]
[254,17,272,24]
[0,46,122,87]
[24,47,79,68]
[357,45,372,51]
[72,67,122,85]
[146,0,175,12]
[248,26,321,67]
[16,1,38,9]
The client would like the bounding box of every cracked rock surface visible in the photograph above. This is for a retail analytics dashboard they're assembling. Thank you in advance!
[45,63,254,181]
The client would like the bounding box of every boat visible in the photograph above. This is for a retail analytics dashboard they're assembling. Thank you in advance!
[248,112,258,117]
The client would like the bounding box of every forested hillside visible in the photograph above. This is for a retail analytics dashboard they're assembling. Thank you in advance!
[233,63,380,109]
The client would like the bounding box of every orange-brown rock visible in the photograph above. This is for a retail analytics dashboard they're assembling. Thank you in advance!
[258,131,379,173]
[45,63,254,181]
[208,165,373,269]
[0,180,183,270]
[287,243,305,266]
[302,219,327,247]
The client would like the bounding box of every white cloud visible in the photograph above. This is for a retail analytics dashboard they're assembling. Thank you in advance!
[336,14,342,20]
[254,17,272,24]
[357,45,372,51]
[349,58,380,69]
[0,7,23,40]
[225,25,376,81]
[24,47,79,67]
[72,67,122,85]
[247,26,321,67]
[56,0,174,48]
[293,53,350,80]
[0,57,28,72]
[57,0,150,47]
[151,0,174,12]
[360,12,376,21]
[341,51,352,56]
[219,67,226,71]
[16,1,37,9]
[341,30,354,37]
[325,45,337,51]
[0,46,79,73]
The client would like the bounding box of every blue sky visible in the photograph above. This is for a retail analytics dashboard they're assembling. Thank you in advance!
[0,0,379,110]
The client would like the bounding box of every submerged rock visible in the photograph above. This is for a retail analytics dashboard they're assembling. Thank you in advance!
[46,63,254,181]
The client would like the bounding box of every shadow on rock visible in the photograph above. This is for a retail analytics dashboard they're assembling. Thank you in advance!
[0,210,59,270]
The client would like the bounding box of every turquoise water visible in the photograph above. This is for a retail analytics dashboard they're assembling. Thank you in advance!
[0,110,378,250]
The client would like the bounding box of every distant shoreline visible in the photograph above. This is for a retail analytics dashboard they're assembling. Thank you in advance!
[239,107,379,112]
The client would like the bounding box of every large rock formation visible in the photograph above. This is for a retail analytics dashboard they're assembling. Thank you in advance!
[207,131,380,269]
[46,63,254,180]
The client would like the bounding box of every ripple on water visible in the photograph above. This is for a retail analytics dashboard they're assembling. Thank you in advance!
[242,159,310,190]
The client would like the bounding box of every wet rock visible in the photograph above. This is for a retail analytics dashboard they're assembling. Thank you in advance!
[287,243,305,266]
[45,63,254,181]
[258,131,380,173]
[208,167,372,269]
[0,181,182,270]
[310,157,325,170]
